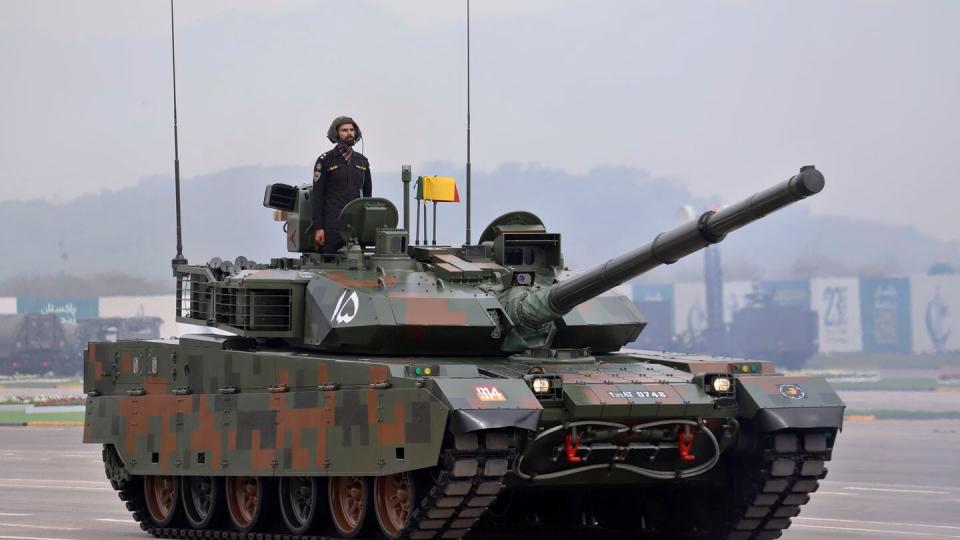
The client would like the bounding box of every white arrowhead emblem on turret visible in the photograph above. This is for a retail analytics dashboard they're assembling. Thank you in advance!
[332,289,360,324]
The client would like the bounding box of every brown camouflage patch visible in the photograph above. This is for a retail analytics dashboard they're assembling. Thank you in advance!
[393,297,469,326]
[143,376,166,395]
[326,272,400,289]
[249,430,274,471]
[379,401,405,445]
[190,395,222,471]
[88,343,102,382]
[119,395,181,467]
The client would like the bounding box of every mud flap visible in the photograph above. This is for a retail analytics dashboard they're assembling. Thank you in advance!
[450,408,541,433]
[737,375,846,432]
[429,378,543,433]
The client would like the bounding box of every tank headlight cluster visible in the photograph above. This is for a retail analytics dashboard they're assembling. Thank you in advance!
[712,376,732,393]
[701,373,736,397]
[531,377,551,394]
[523,371,561,399]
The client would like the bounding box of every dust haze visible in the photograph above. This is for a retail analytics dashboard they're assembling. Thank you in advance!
[1,0,958,244]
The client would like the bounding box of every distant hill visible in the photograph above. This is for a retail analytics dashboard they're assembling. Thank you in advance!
[1,163,956,290]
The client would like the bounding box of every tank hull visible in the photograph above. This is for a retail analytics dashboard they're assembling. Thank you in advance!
[85,335,843,539]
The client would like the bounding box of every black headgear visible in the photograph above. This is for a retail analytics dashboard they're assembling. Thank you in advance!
[327,116,362,144]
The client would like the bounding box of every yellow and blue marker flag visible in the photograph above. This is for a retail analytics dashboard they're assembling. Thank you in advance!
[416,176,460,202]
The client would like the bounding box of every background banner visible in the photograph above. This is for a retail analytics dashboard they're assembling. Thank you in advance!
[811,278,862,353]
[16,297,98,324]
[860,277,912,353]
[910,274,960,353]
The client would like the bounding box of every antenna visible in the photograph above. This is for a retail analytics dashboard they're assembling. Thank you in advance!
[465,0,472,245]
[170,0,187,270]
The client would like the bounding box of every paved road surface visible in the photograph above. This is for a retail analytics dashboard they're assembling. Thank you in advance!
[1,421,958,539]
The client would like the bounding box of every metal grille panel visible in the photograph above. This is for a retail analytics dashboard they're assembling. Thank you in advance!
[214,288,292,332]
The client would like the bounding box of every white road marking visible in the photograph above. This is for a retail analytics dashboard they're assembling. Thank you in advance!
[0,483,112,492]
[0,514,32,517]
[0,479,106,486]
[793,524,960,538]
[0,536,77,540]
[798,517,960,531]
[814,491,861,496]
[0,524,79,531]
[844,486,951,495]
[824,480,959,492]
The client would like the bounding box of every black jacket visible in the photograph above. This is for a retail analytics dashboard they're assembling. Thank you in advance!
[311,148,372,232]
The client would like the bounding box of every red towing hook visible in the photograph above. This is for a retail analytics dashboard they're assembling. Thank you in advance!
[678,425,696,462]
[564,430,583,463]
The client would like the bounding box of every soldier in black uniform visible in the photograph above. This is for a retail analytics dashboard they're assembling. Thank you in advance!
[312,116,372,254]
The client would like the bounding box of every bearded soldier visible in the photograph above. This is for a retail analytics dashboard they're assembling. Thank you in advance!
[312,116,372,254]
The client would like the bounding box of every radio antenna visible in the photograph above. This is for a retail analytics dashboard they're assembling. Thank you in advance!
[464,0,472,245]
[170,0,187,270]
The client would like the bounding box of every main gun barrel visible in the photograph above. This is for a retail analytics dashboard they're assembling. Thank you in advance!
[546,166,825,316]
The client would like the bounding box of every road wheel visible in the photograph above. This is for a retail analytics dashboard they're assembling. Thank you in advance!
[374,471,422,538]
[181,476,224,529]
[226,476,270,532]
[280,476,324,535]
[328,475,373,538]
[143,475,181,527]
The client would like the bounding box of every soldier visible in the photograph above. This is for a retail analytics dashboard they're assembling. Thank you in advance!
[312,116,372,254]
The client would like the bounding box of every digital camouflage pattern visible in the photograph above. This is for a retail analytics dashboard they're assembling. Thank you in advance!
[84,340,842,479]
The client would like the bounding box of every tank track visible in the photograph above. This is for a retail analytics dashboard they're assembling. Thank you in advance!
[472,427,834,540]
[102,429,514,540]
[716,428,834,540]
[102,427,831,540]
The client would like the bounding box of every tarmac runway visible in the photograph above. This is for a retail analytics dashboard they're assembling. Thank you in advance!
[0,421,958,539]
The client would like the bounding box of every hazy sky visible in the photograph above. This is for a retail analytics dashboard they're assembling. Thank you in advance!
[1,1,958,242]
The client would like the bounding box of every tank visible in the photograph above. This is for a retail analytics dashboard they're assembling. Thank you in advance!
[0,315,164,376]
[728,289,819,370]
[83,165,844,540]
[0,314,74,375]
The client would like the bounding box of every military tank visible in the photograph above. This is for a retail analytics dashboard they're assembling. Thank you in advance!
[0,314,74,375]
[0,314,164,376]
[83,165,843,540]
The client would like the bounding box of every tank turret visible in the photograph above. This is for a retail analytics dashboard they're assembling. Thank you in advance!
[174,166,823,356]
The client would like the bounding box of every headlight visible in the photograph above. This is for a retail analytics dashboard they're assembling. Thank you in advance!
[712,377,732,393]
[531,377,551,394]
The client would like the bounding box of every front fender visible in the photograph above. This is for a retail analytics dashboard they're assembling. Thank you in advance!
[428,379,543,433]
[737,375,846,432]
